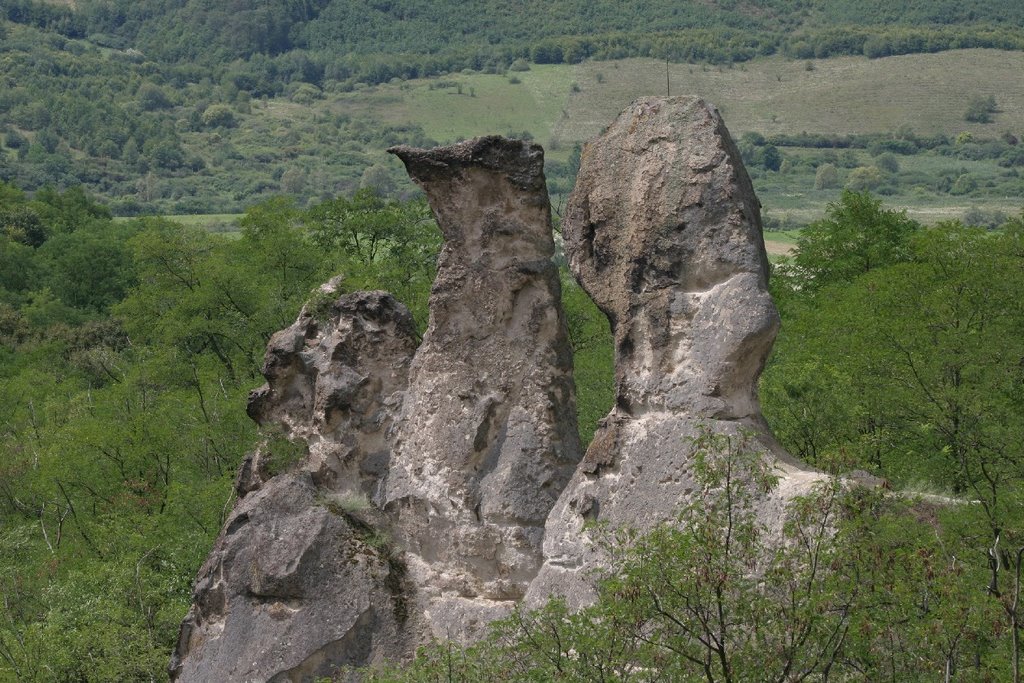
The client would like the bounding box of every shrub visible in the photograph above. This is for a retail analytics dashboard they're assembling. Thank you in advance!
[964,95,997,123]
[845,166,884,191]
[200,104,237,129]
[814,163,840,189]
[875,152,900,174]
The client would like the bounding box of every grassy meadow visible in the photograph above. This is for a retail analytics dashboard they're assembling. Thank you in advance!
[144,48,1024,232]
[320,49,1024,146]
[299,49,1022,224]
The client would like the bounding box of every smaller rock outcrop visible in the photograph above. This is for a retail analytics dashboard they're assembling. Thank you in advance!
[245,284,419,503]
[170,288,420,682]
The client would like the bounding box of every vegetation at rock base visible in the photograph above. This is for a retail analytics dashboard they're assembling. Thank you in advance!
[366,430,1017,682]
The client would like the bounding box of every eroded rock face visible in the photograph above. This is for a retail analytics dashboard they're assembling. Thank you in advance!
[526,97,822,608]
[169,473,415,683]
[170,288,420,682]
[174,138,587,678]
[386,138,583,639]
[565,97,776,420]
[244,284,419,504]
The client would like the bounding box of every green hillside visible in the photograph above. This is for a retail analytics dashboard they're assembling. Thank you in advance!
[4,0,1024,221]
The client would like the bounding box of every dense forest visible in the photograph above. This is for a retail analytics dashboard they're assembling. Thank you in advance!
[2,0,1024,679]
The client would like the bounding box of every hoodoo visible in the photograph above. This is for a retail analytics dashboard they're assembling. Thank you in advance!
[385,137,583,641]
[173,101,818,681]
[527,96,822,607]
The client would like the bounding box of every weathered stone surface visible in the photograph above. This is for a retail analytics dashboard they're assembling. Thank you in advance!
[171,288,420,681]
[386,137,583,637]
[564,96,776,421]
[245,284,418,504]
[169,473,416,683]
[526,97,823,608]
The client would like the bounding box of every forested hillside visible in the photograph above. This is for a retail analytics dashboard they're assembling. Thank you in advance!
[4,0,1024,216]
[13,0,1024,67]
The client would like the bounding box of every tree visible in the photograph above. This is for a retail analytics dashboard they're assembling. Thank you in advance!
[38,220,138,311]
[875,152,900,174]
[304,190,438,327]
[762,144,782,171]
[137,82,172,111]
[764,222,1024,671]
[200,104,237,129]
[965,94,997,123]
[844,165,883,191]
[813,162,839,189]
[773,190,918,299]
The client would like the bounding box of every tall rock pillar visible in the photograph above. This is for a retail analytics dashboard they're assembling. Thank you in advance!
[387,137,583,639]
[527,97,822,607]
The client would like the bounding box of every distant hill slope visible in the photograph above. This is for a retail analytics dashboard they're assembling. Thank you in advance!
[11,0,1024,70]
[2,3,1023,220]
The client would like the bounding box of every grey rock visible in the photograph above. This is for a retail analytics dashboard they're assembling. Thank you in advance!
[170,473,416,683]
[171,288,420,681]
[563,96,776,421]
[245,285,418,504]
[527,97,823,608]
[387,137,583,634]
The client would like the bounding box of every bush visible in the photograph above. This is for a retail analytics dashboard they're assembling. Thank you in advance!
[289,83,323,104]
[200,104,237,129]
[845,166,884,191]
[875,152,900,174]
[950,173,978,195]
[137,83,172,111]
[965,95,997,123]
[814,163,840,189]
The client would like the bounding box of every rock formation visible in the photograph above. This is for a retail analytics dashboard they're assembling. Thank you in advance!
[170,288,421,682]
[385,137,582,640]
[526,96,823,607]
[174,100,821,680]
[172,138,582,679]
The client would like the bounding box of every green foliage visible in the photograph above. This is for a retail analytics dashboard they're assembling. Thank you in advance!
[813,162,839,189]
[371,431,1012,681]
[260,425,308,477]
[305,189,439,330]
[561,274,613,447]
[0,183,451,680]
[773,190,919,299]
[200,104,237,129]
[965,94,998,123]
[844,164,884,191]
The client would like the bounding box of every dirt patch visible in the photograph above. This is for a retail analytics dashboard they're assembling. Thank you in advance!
[764,239,793,256]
